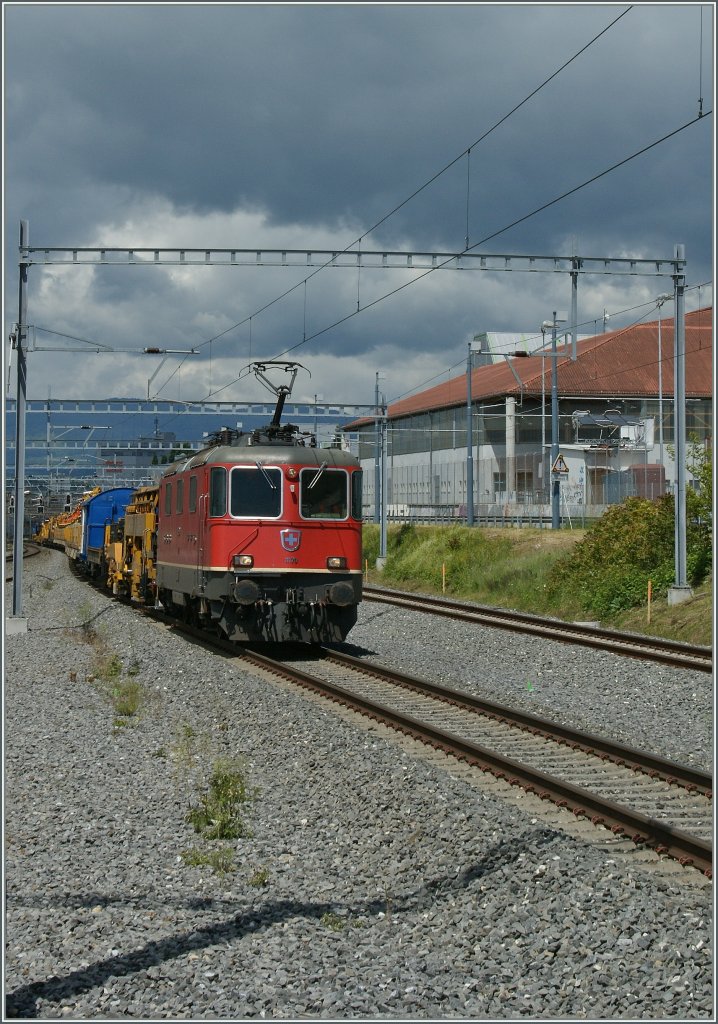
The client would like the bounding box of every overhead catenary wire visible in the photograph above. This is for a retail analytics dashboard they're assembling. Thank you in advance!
[698,6,705,118]
[32,4,705,412]
[44,5,700,406]
[265,110,711,371]
[385,281,712,406]
[154,277,712,420]
[188,5,635,357]
[184,286,710,415]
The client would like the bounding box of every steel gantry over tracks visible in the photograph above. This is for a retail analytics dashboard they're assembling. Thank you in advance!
[21,245,682,273]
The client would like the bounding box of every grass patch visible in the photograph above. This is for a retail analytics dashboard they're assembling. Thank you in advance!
[186,758,258,841]
[320,911,345,932]
[610,577,713,646]
[111,678,144,717]
[77,600,99,642]
[364,524,583,617]
[169,722,212,771]
[181,846,235,876]
[94,651,123,681]
[362,521,712,643]
[81,633,150,727]
[248,866,270,888]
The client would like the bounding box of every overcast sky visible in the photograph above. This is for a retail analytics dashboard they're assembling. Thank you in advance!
[3,3,714,410]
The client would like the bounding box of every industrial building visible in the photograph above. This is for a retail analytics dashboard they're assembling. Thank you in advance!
[344,307,712,521]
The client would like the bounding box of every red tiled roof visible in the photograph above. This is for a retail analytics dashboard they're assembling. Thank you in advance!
[344,307,713,428]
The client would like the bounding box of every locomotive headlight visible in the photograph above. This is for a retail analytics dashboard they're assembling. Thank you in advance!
[233,554,254,568]
[327,556,347,570]
[285,467,298,479]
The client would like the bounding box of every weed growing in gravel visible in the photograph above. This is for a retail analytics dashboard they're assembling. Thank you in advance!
[81,637,150,729]
[111,678,144,717]
[186,758,258,840]
[78,600,98,641]
[320,911,345,932]
[170,722,205,770]
[248,866,270,887]
[181,845,236,876]
[94,652,123,681]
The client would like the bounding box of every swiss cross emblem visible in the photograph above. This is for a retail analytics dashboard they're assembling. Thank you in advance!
[280,528,302,552]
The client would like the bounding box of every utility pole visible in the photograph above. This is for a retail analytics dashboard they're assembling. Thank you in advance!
[9,220,29,632]
[374,373,381,525]
[551,315,560,530]
[542,311,567,530]
[656,293,672,472]
[379,390,388,567]
[668,243,692,604]
[466,341,474,526]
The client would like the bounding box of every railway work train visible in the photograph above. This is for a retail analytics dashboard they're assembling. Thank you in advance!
[36,363,364,643]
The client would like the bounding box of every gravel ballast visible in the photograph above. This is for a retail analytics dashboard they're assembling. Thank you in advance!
[4,548,713,1019]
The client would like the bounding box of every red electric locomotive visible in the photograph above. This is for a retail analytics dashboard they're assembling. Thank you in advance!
[155,363,363,643]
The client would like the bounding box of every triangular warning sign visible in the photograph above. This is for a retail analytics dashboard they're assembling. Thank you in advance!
[551,454,569,474]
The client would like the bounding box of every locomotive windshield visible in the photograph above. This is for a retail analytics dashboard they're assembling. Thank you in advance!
[300,468,348,520]
[230,466,282,518]
[351,470,363,520]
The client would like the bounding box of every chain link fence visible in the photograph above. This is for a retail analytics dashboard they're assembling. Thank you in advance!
[361,451,667,527]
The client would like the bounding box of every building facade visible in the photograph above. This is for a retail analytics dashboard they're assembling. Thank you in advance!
[344,308,712,522]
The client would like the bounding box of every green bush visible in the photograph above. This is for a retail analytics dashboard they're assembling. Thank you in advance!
[546,491,711,618]
[362,486,712,625]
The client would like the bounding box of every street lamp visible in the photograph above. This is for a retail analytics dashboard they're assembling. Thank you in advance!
[541,311,567,530]
[655,293,672,474]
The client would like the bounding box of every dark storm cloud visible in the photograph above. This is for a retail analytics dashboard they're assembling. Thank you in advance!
[3,3,713,404]
[8,5,708,232]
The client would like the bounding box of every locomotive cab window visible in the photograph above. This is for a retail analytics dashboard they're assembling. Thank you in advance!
[188,476,197,513]
[209,467,227,517]
[351,470,363,520]
[300,467,348,519]
[164,482,172,516]
[230,466,282,518]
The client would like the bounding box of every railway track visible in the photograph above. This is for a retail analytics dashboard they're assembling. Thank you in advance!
[156,613,712,878]
[5,543,41,582]
[363,585,713,673]
[55,560,714,878]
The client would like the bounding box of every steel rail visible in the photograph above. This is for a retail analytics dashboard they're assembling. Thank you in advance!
[5,544,41,582]
[79,598,713,877]
[235,644,712,878]
[363,586,713,673]
[320,648,713,796]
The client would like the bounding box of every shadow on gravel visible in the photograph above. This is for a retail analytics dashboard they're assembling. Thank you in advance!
[28,604,116,633]
[328,641,379,658]
[6,830,558,1017]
